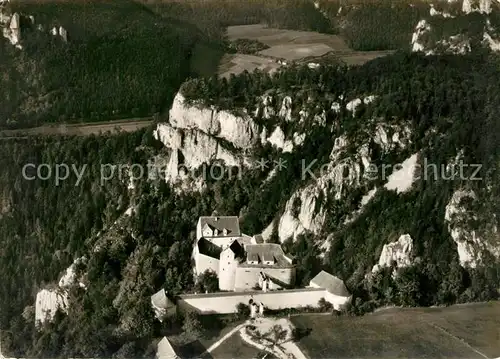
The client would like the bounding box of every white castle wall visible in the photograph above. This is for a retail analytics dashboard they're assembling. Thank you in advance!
[178,287,350,313]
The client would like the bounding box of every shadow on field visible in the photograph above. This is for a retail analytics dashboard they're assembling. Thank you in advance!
[292,327,313,342]
[177,339,212,359]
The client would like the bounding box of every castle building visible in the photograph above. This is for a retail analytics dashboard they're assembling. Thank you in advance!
[194,216,296,292]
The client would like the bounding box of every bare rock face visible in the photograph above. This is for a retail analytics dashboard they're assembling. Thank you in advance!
[35,289,68,326]
[346,95,376,115]
[2,12,21,47]
[153,91,264,189]
[59,26,68,42]
[276,135,356,242]
[373,123,412,153]
[463,0,492,13]
[35,257,88,327]
[278,187,327,242]
[266,126,294,153]
[372,234,414,274]
[154,123,243,169]
[444,189,500,268]
[58,257,86,289]
[213,109,259,149]
[169,92,260,149]
[169,93,216,135]
[153,122,249,188]
[279,96,293,122]
[273,117,414,243]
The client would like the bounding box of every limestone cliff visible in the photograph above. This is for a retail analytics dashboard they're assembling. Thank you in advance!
[371,234,414,274]
[274,121,412,243]
[411,1,500,55]
[169,93,260,149]
[154,92,259,186]
[444,189,500,268]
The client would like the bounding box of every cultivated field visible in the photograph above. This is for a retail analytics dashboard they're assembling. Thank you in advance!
[226,25,351,50]
[219,53,281,78]
[208,332,263,359]
[290,301,500,359]
[221,24,393,76]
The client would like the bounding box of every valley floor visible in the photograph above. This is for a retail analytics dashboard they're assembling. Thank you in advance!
[166,301,499,359]
[0,118,153,138]
[290,301,500,359]
[220,24,394,77]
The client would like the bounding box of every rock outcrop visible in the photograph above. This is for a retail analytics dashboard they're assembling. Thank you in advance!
[59,26,68,42]
[35,289,68,326]
[279,96,293,122]
[346,95,376,115]
[274,120,413,242]
[266,126,294,153]
[169,93,260,149]
[384,153,419,194]
[35,257,87,327]
[153,124,247,180]
[154,92,257,187]
[2,12,21,48]
[372,234,414,274]
[411,1,500,55]
[278,186,327,242]
[444,189,500,268]
[412,20,431,53]
[59,257,86,289]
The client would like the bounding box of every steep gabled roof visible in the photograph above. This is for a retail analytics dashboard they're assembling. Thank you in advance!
[261,253,275,263]
[151,289,172,310]
[199,216,240,237]
[157,337,179,359]
[197,238,222,259]
[310,270,350,297]
[228,240,245,258]
[243,244,291,267]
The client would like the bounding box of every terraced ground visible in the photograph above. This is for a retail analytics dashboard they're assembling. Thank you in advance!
[290,301,500,359]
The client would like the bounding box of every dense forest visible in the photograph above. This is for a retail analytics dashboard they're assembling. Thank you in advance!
[0,0,220,128]
[3,0,487,128]
[180,51,500,309]
[1,50,499,357]
[1,0,500,358]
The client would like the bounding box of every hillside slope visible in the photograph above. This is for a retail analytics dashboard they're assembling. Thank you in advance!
[0,0,222,129]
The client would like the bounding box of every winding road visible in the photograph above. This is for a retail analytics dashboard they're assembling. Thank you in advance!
[0,118,154,139]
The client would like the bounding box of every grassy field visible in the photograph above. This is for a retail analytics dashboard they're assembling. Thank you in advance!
[222,24,395,76]
[209,332,263,359]
[218,53,281,78]
[290,302,500,359]
[227,24,351,50]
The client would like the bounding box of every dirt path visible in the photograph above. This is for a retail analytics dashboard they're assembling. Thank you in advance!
[0,118,154,139]
[203,323,247,354]
[240,317,308,359]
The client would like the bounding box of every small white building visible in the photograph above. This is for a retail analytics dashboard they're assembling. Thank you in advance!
[156,337,179,359]
[151,289,173,322]
[309,270,351,310]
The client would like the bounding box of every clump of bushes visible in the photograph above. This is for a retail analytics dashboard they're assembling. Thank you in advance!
[228,38,270,54]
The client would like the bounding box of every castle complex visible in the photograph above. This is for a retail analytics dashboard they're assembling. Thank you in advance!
[193,216,296,291]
